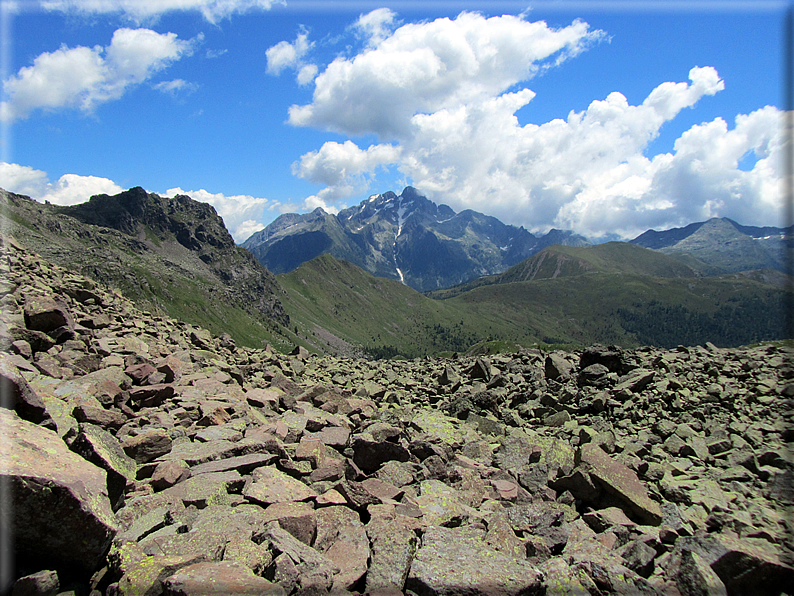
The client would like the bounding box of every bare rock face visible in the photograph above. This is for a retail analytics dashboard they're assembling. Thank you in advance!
[0,409,118,574]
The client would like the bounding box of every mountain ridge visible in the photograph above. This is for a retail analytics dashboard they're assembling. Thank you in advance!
[630,216,790,273]
[3,185,791,358]
[243,186,590,292]
[1,187,294,350]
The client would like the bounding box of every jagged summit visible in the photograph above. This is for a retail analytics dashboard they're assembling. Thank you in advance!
[243,186,590,292]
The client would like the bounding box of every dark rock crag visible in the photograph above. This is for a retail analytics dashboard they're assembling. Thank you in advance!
[1,236,792,595]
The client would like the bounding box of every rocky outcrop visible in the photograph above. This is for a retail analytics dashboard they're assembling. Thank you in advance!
[1,236,792,595]
[0,188,290,347]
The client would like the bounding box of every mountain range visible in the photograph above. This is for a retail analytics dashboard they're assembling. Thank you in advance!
[242,187,590,292]
[243,186,792,292]
[630,216,791,273]
[1,186,791,357]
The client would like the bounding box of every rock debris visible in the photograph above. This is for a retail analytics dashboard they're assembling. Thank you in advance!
[1,236,793,596]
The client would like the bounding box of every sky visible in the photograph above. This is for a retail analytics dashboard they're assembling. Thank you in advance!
[0,0,790,243]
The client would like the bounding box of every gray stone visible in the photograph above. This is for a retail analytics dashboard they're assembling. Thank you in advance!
[406,525,542,596]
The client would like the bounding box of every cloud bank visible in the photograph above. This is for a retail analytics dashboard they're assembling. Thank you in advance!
[39,0,283,23]
[1,28,198,122]
[274,10,785,238]
[0,162,123,205]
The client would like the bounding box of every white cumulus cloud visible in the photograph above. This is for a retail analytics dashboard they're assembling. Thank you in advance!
[293,140,401,201]
[39,0,284,24]
[266,29,316,86]
[281,8,784,239]
[287,12,606,138]
[0,162,123,204]
[391,65,785,238]
[1,28,197,121]
[353,8,398,47]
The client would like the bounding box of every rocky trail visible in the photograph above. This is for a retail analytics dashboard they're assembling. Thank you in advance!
[1,235,793,596]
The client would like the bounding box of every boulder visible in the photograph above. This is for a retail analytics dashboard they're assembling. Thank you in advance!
[405,525,542,596]
[0,409,117,573]
[162,561,286,595]
[0,355,52,426]
[578,443,662,525]
[70,423,137,510]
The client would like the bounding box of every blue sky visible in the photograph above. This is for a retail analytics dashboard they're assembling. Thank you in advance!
[0,0,789,243]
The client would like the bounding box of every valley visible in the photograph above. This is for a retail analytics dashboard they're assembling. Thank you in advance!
[1,186,792,360]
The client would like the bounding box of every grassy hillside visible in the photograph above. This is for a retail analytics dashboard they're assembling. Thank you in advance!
[443,271,791,348]
[427,242,710,299]
[1,189,298,352]
[278,254,481,358]
[280,252,793,357]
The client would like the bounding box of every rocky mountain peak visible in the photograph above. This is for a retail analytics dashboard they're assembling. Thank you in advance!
[57,187,235,254]
[246,187,569,291]
[631,216,790,273]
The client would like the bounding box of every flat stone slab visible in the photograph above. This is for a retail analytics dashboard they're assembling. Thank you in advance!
[579,443,662,525]
[160,470,242,508]
[163,439,239,466]
[162,561,286,595]
[406,525,542,596]
[243,466,318,505]
[189,452,276,476]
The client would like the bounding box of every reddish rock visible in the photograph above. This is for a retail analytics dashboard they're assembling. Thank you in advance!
[261,501,317,545]
[243,466,318,505]
[579,443,662,525]
[151,459,191,491]
[122,428,173,463]
[0,355,52,425]
[406,526,542,596]
[23,295,74,336]
[314,505,369,591]
[125,362,157,385]
[72,403,127,429]
[162,561,286,595]
[1,409,117,573]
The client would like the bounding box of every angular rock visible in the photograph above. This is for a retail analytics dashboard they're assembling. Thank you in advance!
[162,561,286,595]
[365,516,418,594]
[70,423,137,509]
[122,429,173,463]
[676,548,728,596]
[189,452,276,476]
[23,295,74,337]
[545,353,574,381]
[261,523,338,592]
[0,355,53,427]
[9,570,59,596]
[151,459,191,491]
[351,436,410,473]
[160,470,242,508]
[0,409,117,573]
[314,505,369,591]
[243,466,317,505]
[579,443,662,525]
[406,525,542,596]
[261,501,317,545]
